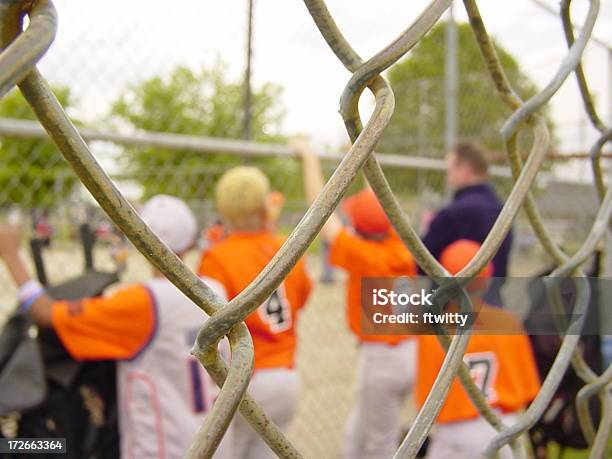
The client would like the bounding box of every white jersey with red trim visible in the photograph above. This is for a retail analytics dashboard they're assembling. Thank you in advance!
[117,277,230,459]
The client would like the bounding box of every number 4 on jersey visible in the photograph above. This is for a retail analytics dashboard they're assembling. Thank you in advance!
[258,286,291,333]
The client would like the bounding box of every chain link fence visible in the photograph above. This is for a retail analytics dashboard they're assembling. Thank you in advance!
[0,0,611,458]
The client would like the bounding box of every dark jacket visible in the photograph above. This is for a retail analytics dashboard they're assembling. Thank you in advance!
[422,183,513,304]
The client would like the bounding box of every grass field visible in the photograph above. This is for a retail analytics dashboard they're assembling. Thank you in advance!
[548,442,612,459]
[0,242,606,458]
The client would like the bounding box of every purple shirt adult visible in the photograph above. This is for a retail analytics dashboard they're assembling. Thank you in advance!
[421,141,513,306]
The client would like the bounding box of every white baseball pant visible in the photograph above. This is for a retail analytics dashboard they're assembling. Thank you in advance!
[344,339,417,459]
[426,413,518,459]
[229,368,299,459]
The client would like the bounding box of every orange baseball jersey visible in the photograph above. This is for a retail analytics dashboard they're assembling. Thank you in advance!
[52,284,156,360]
[416,305,540,423]
[197,230,312,370]
[329,228,417,345]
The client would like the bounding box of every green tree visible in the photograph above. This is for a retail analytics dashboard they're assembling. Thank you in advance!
[111,64,292,201]
[0,87,78,209]
[379,21,553,195]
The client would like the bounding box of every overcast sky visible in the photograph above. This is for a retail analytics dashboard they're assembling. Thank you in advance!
[37,0,611,166]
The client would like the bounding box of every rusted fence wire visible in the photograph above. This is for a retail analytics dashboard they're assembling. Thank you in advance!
[0,0,610,458]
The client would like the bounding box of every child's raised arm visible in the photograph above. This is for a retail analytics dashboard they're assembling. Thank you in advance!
[291,136,343,243]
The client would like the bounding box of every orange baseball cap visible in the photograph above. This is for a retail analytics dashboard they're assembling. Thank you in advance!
[440,239,492,279]
[342,188,391,236]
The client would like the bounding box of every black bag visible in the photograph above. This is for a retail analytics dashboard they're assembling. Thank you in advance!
[525,254,603,458]
[0,312,45,414]
[0,224,120,459]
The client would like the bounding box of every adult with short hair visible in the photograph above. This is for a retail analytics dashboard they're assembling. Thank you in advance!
[422,141,513,305]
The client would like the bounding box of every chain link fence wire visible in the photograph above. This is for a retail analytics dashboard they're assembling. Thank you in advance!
[0,0,611,458]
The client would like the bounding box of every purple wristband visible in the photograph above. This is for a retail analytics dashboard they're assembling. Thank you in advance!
[20,289,45,311]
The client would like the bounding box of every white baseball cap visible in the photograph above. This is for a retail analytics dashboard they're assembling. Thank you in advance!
[139,194,197,254]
